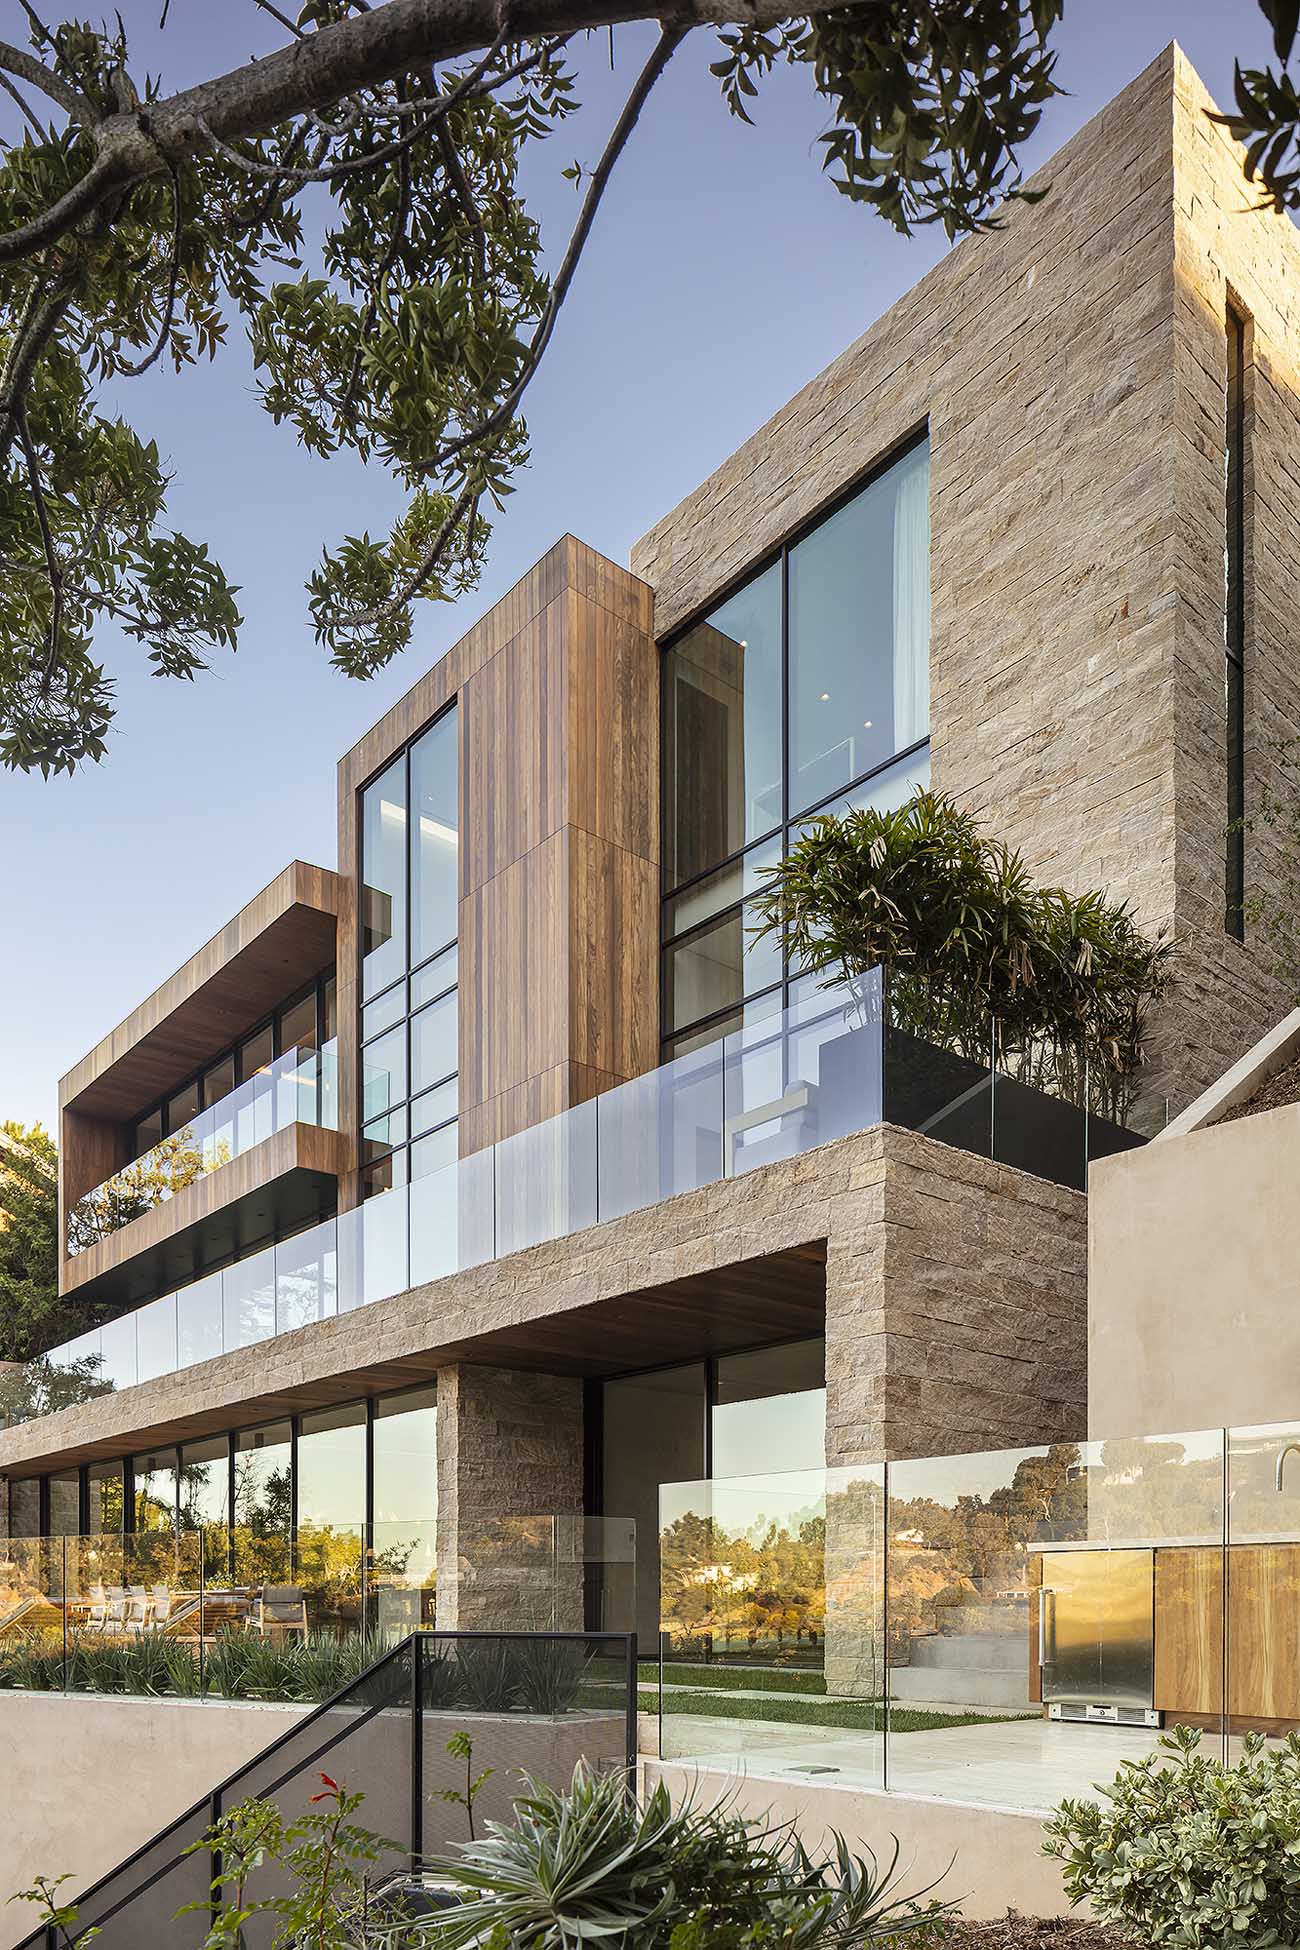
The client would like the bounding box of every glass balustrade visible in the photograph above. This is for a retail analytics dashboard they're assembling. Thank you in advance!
[67,1044,339,1256]
[9,973,1144,1427]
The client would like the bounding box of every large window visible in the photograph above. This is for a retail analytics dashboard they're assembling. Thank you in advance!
[128,974,336,1162]
[359,705,460,1194]
[296,1403,366,1533]
[599,1338,826,1648]
[661,435,931,1053]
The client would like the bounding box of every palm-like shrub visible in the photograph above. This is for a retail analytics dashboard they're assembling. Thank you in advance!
[753,790,1170,1123]
[422,1762,951,1950]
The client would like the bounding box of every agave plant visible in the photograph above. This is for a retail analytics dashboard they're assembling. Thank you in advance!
[511,1639,591,1716]
[454,1640,519,1714]
[421,1762,953,1950]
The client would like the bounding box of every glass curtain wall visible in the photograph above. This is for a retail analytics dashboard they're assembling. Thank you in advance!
[86,1461,124,1533]
[600,1338,826,1648]
[372,1385,438,1630]
[360,705,459,1195]
[131,1452,180,1532]
[661,435,931,1056]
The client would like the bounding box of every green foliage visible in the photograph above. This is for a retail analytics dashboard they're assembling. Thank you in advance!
[752,789,1171,1122]
[0,1119,64,1360]
[422,1760,953,1950]
[714,0,1063,239]
[1044,1724,1300,1949]
[182,1773,395,1950]
[0,1626,393,1703]
[1216,2,1300,211]
[437,1729,494,1841]
[7,1871,99,1949]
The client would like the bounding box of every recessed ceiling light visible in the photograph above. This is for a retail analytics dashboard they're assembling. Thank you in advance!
[820,692,830,702]
[863,720,873,728]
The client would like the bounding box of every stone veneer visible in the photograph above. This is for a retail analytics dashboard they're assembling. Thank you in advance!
[0,1126,1086,1493]
[632,45,1300,1124]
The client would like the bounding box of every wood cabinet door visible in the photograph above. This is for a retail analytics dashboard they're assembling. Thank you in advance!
[1229,1545,1300,1722]
[1154,1548,1222,1716]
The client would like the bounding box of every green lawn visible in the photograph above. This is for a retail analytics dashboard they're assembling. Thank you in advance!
[643,1661,827,1696]
[649,1687,1036,1735]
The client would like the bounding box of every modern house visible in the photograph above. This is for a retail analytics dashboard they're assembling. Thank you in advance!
[4,41,1300,1928]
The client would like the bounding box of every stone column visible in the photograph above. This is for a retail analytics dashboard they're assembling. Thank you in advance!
[434,1363,585,1631]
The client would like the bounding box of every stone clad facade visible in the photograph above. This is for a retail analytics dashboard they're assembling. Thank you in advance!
[633,44,1300,1124]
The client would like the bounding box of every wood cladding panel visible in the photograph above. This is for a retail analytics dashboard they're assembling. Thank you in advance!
[567,830,658,1081]
[60,1122,346,1300]
[460,837,568,1110]
[1155,1547,1224,1716]
[60,1111,129,1221]
[565,590,660,863]
[1229,1545,1300,1722]
[462,595,566,893]
[61,862,339,1121]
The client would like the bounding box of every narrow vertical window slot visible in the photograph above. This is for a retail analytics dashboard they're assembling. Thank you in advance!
[1225,305,1248,939]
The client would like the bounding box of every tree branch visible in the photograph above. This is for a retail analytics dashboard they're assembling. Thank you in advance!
[427,21,684,472]
[114,167,182,377]
[436,117,488,277]
[0,278,75,472]
[17,408,64,685]
[0,68,46,140]
[0,146,138,264]
[0,37,93,125]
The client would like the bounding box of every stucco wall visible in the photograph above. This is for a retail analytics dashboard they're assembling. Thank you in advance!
[1089,1103,1300,1436]
[632,45,1300,1123]
[0,1692,307,1949]
[643,1759,1071,1919]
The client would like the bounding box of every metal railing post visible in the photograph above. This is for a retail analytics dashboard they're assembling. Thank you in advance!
[209,1787,223,1930]
[624,1632,638,1797]
[409,1635,423,1869]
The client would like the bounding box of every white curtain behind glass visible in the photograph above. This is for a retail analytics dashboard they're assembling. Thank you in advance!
[892,443,931,750]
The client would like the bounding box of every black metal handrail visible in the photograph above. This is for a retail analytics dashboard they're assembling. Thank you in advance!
[15,1628,638,1950]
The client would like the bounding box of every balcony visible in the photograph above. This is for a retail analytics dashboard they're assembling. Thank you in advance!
[68,1045,339,1257]
[9,975,1142,1427]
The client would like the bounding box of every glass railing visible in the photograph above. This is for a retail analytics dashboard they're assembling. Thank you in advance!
[67,1041,339,1256]
[15,978,1142,1426]
[0,1514,634,1704]
[653,1417,1300,1815]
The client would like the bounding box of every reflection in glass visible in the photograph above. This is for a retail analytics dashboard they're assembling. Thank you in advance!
[411,989,457,1093]
[361,756,407,1001]
[361,1023,407,1123]
[275,1223,338,1334]
[180,1436,230,1536]
[788,439,930,816]
[132,1451,179,1532]
[297,1403,365,1532]
[373,1385,438,1630]
[86,1461,124,1533]
[222,1246,276,1351]
[412,944,458,1010]
[664,563,782,888]
[663,902,782,1035]
[411,707,459,965]
[136,1293,178,1383]
[234,1423,292,1538]
[47,1470,79,1536]
[603,1363,705,1648]
[713,1339,826,1478]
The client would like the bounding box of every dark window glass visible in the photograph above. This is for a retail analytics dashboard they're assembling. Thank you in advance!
[9,1478,39,1536]
[361,757,408,1001]
[132,1451,179,1533]
[86,1461,123,1534]
[411,708,459,964]
[788,439,929,817]
[166,1080,201,1133]
[363,1108,408,1159]
[602,1362,706,1648]
[363,1153,408,1199]
[237,1024,274,1083]
[712,1338,826,1477]
[278,991,318,1055]
[134,1109,163,1156]
[664,564,782,889]
[323,975,337,1042]
[202,1054,235,1108]
[411,990,457,1093]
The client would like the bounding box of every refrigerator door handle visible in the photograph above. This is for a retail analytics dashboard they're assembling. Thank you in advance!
[1039,1586,1056,1672]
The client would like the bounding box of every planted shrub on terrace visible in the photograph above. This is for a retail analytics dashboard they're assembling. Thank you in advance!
[752,790,1171,1123]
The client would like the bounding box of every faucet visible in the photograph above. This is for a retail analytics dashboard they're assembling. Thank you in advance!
[1275,1441,1300,1492]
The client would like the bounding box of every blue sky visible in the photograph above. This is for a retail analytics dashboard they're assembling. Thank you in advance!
[0,1,1277,1130]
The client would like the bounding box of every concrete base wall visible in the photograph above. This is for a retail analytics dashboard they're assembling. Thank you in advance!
[0,1692,308,1949]
[642,1758,1071,1920]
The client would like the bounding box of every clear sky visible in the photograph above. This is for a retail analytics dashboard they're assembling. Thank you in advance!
[0,1,1277,1131]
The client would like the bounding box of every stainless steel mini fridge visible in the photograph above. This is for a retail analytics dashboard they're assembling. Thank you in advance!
[1039,1548,1158,1726]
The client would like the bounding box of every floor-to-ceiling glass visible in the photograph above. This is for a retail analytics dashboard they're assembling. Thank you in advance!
[233,1421,292,1585]
[296,1403,366,1633]
[372,1384,438,1629]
